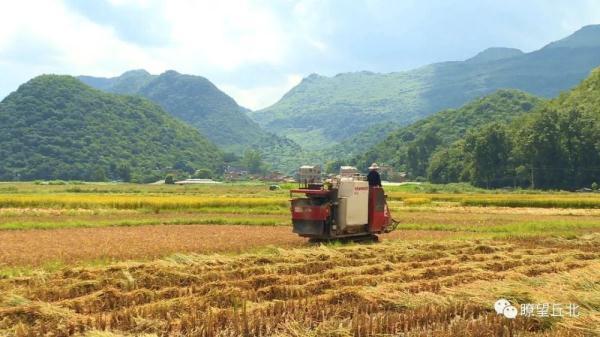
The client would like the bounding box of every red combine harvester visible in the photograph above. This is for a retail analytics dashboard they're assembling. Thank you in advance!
[290,166,395,241]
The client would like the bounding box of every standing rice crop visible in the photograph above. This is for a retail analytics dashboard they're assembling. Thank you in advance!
[0,195,288,210]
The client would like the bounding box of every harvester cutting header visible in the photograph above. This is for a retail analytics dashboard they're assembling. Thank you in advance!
[290,165,396,241]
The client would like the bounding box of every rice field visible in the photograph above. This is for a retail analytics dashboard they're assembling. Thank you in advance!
[387,192,600,209]
[0,182,599,336]
[0,194,288,210]
[1,237,598,336]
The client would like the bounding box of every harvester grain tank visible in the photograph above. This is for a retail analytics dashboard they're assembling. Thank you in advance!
[290,165,394,240]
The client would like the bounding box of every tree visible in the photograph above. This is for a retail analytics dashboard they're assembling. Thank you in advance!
[117,164,132,182]
[512,110,559,189]
[173,160,195,174]
[164,174,175,184]
[406,128,440,178]
[193,168,213,179]
[90,167,107,182]
[223,152,239,163]
[464,123,511,188]
[325,160,343,174]
[427,140,467,184]
[557,108,600,189]
[242,149,265,174]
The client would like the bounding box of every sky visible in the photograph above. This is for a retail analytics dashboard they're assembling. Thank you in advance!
[1,0,600,110]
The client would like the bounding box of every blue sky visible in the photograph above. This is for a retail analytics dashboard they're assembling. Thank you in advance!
[1,0,600,109]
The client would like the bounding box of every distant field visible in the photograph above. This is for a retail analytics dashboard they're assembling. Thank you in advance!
[0,182,598,232]
[0,182,598,336]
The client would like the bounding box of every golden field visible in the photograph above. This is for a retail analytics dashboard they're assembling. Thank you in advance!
[0,182,598,336]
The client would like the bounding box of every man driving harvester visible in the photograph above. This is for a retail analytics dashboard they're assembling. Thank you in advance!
[289,163,395,241]
[367,163,382,187]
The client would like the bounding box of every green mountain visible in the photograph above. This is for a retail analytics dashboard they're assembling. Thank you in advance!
[465,47,523,63]
[353,89,543,176]
[0,75,223,182]
[319,122,399,165]
[137,70,268,151]
[79,70,261,150]
[251,25,600,150]
[427,67,600,189]
[552,66,600,110]
[79,70,305,172]
[544,24,600,49]
[79,69,154,95]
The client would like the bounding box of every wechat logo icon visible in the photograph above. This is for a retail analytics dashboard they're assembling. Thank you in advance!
[494,299,518,319]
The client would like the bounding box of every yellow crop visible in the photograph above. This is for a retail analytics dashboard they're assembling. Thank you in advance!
[0,194,288,210]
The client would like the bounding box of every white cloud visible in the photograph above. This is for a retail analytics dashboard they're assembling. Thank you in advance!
[0,0,307,107]
[0,0,161,76]
[2,0,600,109]
[162,0,288,71]
[106,0,153,6]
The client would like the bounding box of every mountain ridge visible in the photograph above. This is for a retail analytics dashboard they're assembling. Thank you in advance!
[544,25,600,49]
[250,25,600,150]
[352,89,544,176]
[79,70,308,173]
[79,69,259,150]
[466,47,523,63]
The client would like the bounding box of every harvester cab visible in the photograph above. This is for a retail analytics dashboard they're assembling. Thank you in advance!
[290,165,394,241]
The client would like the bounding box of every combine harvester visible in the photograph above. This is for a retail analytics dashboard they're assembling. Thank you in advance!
[290,165,397,241]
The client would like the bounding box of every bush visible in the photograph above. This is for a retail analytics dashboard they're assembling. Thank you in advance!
[592,182,599,191]
[193,168,213,179]
[164,174,175,185]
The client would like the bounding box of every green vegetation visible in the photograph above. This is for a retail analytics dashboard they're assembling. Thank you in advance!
[0,182,598,239]
[137,70,266,151]
[164,174,175,184]
[460,197,600,209]
[428,67,600,189]
[251,25,600,150]
[78,69,153,95]
[0,75,223,182]
[465,47,523,63]
[320,122,399,171]
[394,220,600,236]
[354,89,542,177]
[79,70,307,173]
[0,216,286,231]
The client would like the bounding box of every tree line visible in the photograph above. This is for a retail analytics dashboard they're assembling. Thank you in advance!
[427,80,600,189]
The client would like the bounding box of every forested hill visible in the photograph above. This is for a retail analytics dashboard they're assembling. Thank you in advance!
[0,75,223,182]
[79,70,262,151]
[424,67,600,189]
[352,89,543,177]
[78,69,154,95]
[251,25,600,150]
[79,70,306,172]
